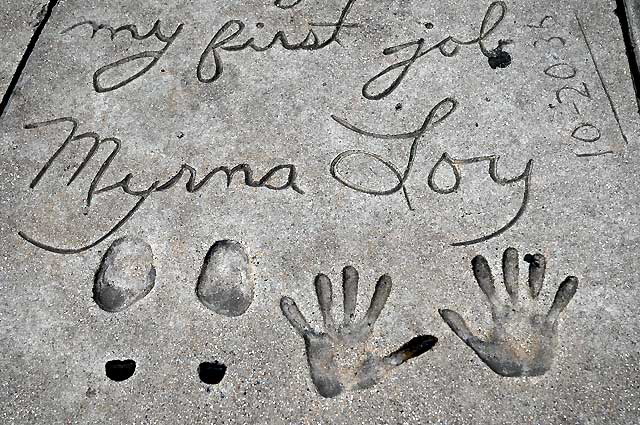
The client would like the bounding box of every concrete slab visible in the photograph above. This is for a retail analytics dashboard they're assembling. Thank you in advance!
[1,0,639,423]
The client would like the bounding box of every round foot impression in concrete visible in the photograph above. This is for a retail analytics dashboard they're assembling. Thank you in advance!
[196,240,253,317]
[93,237,156,312]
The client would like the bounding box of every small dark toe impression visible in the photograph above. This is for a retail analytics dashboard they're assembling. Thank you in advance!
[198,361,227,385]
[105,359,136,382]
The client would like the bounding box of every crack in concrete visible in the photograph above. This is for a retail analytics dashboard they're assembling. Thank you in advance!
[0,0,60,120]
[616,0,640,113]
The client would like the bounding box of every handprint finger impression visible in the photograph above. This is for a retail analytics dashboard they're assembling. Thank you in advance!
[280,266,438,398]
[440,247,578,377]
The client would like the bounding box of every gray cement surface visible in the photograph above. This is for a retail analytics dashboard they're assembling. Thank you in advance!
[1,0,640,423]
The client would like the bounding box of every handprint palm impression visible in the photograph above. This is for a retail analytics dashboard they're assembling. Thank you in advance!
[280,266,437,398]
[440,248,578,377]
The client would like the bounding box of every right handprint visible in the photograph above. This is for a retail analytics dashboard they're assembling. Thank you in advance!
[439,247,578,377]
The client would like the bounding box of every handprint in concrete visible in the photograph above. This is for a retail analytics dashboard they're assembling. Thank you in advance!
[281,266,437,398]
[439,248,578,377]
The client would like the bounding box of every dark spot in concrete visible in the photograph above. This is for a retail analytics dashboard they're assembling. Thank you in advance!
[86,387,97,397]
[256,22,264,29]
[395,103,403,111]
[523,253,541,267]
[105,359,136,381]
[177,131,184,139]
[424,22,434,29]
[488,50,511,69]
[488,40,512,69]
[198,361,227,385]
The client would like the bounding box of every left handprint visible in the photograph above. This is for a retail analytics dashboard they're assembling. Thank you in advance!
[280,266,438,398]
